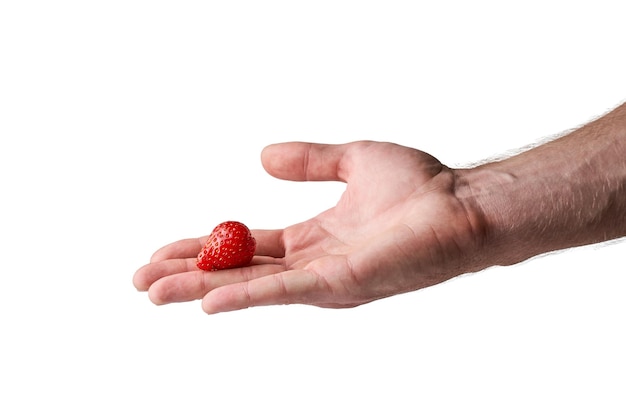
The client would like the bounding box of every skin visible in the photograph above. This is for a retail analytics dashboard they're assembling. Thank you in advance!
[133,102,626,314]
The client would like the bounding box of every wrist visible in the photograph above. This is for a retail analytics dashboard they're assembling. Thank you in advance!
[453,165,532,267]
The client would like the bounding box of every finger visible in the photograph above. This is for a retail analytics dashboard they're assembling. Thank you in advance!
[261,142,350,182]
[134,252,283,292]
[149,229,285,264]
[201,269,331,314]
[252,229,285,258]
[133,258,198,291]
[148,263,285,305]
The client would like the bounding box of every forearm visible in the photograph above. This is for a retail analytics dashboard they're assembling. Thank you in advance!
[457,103,626,266]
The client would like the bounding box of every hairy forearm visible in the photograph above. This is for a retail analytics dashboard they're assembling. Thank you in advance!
[457,102,626,266]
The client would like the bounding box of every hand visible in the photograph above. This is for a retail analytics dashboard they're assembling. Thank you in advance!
[133,141,486,314]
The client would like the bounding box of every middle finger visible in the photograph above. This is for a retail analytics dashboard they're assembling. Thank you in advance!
[147,262,286,305]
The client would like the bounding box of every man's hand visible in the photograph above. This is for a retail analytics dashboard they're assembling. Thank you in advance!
[133,141,486,313]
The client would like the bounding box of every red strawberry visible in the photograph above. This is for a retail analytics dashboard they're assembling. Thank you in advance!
[196,221,256,271]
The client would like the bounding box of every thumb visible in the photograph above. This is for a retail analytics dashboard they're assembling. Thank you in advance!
[261,142,349,182]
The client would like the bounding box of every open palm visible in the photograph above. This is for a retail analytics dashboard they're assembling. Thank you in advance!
[133,141,484,314]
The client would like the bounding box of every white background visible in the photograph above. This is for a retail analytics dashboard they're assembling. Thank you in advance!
[1,1,625,415]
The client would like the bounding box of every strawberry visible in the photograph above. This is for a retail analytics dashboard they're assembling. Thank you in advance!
[196,221,256,271]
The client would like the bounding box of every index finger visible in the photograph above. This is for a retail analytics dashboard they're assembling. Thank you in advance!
[149,229,285,263]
